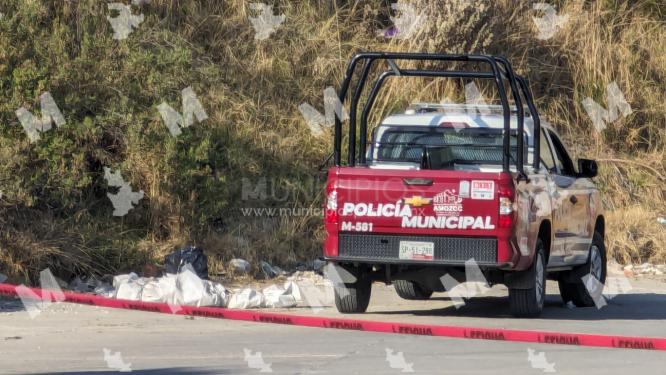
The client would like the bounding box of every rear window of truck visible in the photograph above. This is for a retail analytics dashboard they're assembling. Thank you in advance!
[370,126,527,168]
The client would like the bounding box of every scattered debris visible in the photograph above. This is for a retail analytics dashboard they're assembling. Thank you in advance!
[229,258,252,275]
[527,348,556,373]
[98,267,324,310]
[385,348,414,373]
[243,348,272,373]
[95,283,116,298]
[259,261,285,279]
[103,348,132,372]
[287,271,332,286]
[0,273,6,283]
[68,276,114,294]
[623,262,666,276]
[657,216,666,225]
[35,264,339,311]
[313,258,326,274]
[165,245,209,279]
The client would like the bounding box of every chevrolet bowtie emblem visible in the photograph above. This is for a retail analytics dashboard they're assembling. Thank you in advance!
[402,196,432,207]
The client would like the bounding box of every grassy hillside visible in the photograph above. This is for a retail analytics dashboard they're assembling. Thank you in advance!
[0,0,664,282]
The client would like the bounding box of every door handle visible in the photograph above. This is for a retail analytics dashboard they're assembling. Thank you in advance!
[403,178,433,186]
[569,195,578,204]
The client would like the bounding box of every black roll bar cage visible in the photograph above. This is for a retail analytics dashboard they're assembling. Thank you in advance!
[333,52,541,179]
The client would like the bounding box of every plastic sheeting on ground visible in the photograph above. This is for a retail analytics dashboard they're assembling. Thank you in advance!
[227,288,265,309]
[112,269,228,308]
[107,270,331,310]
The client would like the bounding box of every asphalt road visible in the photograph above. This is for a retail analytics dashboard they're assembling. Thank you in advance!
[1,276,665,374]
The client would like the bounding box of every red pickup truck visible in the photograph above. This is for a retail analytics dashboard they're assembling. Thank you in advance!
[323,53,606,317]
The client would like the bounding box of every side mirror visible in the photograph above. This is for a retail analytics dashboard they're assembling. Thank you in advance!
[577,158,598,178]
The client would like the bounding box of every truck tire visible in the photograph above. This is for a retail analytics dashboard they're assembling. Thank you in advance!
[509,239,546,318]
[394,280,433,300]
[558,231,607,307]
[334,275,372,313]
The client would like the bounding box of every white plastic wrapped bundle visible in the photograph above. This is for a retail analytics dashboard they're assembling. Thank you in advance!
[227,288,265,309]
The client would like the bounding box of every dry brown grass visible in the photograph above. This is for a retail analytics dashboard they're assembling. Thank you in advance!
[606,207,666,264]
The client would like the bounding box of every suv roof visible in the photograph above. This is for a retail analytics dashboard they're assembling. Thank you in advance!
[380,103,539,146]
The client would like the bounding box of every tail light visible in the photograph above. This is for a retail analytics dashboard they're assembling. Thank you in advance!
[498,175,515,228]
[325,184,338,224]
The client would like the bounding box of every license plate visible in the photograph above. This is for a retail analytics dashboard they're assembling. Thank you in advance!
[399,241,435,260]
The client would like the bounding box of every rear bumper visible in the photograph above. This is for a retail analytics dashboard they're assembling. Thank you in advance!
[327,232,509,267]
[324,256,511,268]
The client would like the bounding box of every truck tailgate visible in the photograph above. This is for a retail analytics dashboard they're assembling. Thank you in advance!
[325,167,514,264]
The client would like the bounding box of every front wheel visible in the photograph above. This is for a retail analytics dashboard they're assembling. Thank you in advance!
[558,231,607,307]
[509,239,547,318]
[334,274,372,313]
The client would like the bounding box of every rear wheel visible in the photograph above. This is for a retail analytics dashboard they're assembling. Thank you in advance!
[394,280,433,300]
[509,239,547,318]
[334,273,372,313]
[558,231,607,307]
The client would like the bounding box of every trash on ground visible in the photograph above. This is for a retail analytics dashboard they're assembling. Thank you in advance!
[0,273,6,283]
[229,258,251,275]
[114,273,147,301]
[262,282,299,308]
[165,245,209,279]
[259,261,286,279]
[657,216,666,225]
[565,301,576,309]
[175,267,227,307]
[74,267,336,311]
[227,288,264,309]
[112,267,227,307]
[631,262,665,276]
[313,258,326,274]
[69,275,113,294]
[141,274,178,304]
